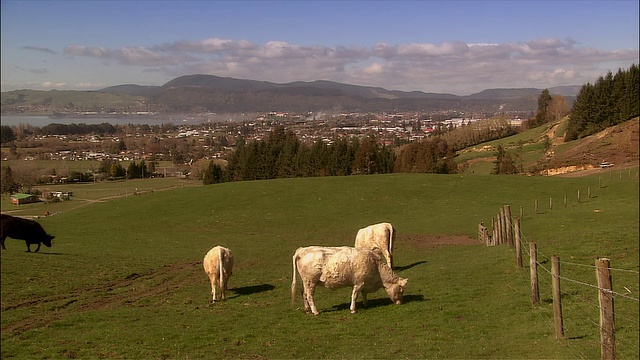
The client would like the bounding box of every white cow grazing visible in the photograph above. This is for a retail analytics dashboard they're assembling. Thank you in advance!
[355,222,395,269]
[203,246,234,303]
[291,246,408,315]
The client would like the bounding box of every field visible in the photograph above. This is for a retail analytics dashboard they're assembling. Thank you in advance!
[1,171,638,359]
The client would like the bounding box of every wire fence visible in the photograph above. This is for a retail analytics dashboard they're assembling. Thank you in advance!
[481,171,639,359]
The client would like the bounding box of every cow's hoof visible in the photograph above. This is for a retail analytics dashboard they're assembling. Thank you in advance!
[350,310,357,314]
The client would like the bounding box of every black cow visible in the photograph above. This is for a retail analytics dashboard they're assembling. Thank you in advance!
[1,214,55,252]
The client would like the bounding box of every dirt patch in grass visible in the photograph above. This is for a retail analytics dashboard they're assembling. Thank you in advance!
[400,234,481,250]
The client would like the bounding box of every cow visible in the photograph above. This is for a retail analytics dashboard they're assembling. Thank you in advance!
[355,222,395,269]
[1,214,55,252]
[291,246,408,315]
[203,246,234,304]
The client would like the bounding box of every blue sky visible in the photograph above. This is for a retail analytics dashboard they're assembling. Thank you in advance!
[1,0,638,95]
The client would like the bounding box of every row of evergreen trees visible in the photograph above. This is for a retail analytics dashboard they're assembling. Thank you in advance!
[204,126,397,183]
[97,159,155,179]
[566,64,639,140]
[203,125,458,184]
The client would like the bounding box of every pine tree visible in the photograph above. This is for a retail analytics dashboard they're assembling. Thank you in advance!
[566,64,639,141]
[532,89,552,127]
[1,166,19,194]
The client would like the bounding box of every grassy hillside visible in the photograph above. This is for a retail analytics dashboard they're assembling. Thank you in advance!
[457,117,639,175]
[1,173,638,358]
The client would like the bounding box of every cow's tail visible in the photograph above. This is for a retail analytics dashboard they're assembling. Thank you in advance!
[389,224,395,268]
[219,247,225,290]
[291,250,299,305]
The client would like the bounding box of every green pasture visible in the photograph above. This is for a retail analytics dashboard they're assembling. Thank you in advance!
[1,171,638,359]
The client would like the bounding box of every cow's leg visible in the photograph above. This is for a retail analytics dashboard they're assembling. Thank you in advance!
[302,285,311,313]
[26,243,32,252]
[350,283,364,313]
[34,242,41,253]
[221,275,229,301]
[361,291,368,307]
[209,277,218,304]
[304,281,319,315]
[1,235,6,250]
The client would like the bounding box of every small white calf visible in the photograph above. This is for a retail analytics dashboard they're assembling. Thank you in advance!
[203,246,234,303]
[291,246,408,315]
[355,222,395,268]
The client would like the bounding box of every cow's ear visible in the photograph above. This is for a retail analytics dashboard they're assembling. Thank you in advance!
[398,278,408,287]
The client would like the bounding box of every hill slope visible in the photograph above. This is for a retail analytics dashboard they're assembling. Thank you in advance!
[456,117,639,175]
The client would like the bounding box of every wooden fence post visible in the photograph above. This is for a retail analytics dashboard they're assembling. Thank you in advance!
[534,199,539,214]
[530,242,539,306]
[478,223,490,246]
[564,194,567,208]
[505,205,513,247]
[520,205,523,220]
[514,218,522,268]
[578,189,581,203]
[588,186,591,199]
[552,255,564,339]
[599,176,602,188]
[596,258,615,360]
[549,196,553,210]
[498,208,505,245]
[492,218,497,246]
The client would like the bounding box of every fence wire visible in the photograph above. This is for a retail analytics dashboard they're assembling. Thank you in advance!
[485,196,640,359]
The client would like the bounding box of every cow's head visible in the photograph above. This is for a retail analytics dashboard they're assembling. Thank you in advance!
[384,277,408,305]
[43,235,54,247]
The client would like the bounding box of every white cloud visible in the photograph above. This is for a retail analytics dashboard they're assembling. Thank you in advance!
[65,45,109,58]
[10,37,638,95]
[362,63,384,75]
[41,81,67,88]
[76,82,106,89]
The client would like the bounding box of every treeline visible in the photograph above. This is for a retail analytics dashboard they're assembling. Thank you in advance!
[393,137,456,173]
[206,126,395,183]
[97,159,156,180]
[566,64,639,141]
[40,122,118,135]
[438,118,518,152]
[203,125,457,184]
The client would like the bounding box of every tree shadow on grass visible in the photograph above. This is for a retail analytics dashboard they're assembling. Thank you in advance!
[328,294,425,313]
[230,284,275,297]
[394,261,427,271]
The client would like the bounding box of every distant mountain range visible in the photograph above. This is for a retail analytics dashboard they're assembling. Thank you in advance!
[97,75,581,114]
[2,74,582,114]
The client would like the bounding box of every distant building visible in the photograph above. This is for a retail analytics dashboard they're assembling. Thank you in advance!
[10,193,40,205]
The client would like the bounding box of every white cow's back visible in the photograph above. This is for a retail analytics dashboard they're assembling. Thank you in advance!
[354,222,395,268]
[292,245,406,315]
[203,245,234,303]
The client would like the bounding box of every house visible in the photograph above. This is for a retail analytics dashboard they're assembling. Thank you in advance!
[10,193,40,205]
